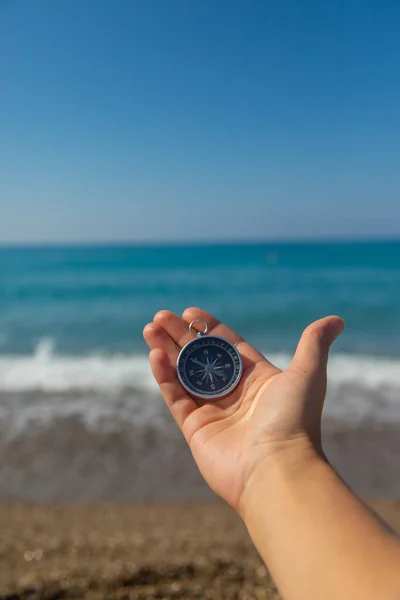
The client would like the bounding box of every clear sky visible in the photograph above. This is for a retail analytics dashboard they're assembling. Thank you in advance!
[1,0,400,243]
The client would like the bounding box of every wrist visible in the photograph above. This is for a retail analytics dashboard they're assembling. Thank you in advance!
[238,436,327,523]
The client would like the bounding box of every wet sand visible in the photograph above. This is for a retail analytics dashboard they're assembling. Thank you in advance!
[1,501,400,599]
[2,416,400,501]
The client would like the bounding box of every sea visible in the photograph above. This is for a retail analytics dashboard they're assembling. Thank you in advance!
[1,241,400,501]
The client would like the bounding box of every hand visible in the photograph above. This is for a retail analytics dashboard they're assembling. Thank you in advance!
[143,307,344,514]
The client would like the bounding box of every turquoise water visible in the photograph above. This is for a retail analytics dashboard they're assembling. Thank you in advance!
[1,241,400,355]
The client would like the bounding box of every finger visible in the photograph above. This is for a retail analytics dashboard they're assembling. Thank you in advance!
[291,316,345,377]
[143,322,179,362]
[149,348,197,429]
[153,310,193,349]
[182,306,273,368]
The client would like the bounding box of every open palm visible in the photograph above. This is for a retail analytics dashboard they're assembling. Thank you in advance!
[143,307,344,512]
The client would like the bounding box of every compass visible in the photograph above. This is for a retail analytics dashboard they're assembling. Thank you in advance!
[177,319,243,400]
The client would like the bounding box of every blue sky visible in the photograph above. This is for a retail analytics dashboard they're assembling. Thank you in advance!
[1,0,400,243]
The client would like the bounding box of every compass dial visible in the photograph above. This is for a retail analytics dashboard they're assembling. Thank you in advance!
[177,335,242,399]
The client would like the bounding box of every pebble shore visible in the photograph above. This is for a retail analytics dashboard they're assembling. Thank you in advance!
[1,501,399,599]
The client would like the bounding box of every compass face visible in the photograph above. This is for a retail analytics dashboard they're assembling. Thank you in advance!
[177,336,242,399]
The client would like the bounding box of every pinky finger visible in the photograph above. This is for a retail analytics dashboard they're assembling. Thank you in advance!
[149,348,197,430]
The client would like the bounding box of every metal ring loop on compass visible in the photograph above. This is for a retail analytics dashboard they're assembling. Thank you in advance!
[189,319,208,338]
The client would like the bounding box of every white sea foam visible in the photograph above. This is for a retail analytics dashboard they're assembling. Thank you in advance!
[0,340,399,425]
[0,340,398,392]
[0,338,156,393]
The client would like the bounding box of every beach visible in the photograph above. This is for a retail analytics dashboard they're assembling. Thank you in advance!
[2,500,400,599]
[1,419,400,598]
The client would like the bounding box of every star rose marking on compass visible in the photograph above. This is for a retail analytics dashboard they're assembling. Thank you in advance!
[190,354,229,384]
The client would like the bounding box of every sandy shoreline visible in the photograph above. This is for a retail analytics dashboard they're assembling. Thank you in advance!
[1,501,400,599]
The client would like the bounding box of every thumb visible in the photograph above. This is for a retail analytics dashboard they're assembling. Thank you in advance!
[291,316,345,378]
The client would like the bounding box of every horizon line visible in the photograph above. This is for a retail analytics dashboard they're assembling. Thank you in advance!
[0,234,400,249]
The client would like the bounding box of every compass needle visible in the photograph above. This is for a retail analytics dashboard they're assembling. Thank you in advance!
[191,357,207,368]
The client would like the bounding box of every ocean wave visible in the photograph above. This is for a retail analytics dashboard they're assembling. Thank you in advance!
[0,337,156,393]
[0,338,400,391]
[0,339,400,426]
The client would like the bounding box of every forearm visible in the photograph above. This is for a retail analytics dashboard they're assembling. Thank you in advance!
[240,447,400,600]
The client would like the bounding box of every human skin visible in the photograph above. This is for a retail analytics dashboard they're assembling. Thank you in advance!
[143,307,400,600]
